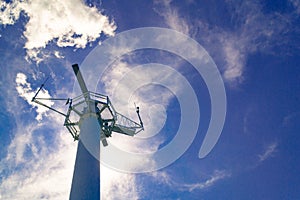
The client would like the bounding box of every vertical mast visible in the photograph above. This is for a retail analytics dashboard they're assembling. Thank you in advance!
[69,64,100,200]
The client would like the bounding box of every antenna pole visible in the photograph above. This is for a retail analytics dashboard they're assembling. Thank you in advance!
[31,76,49,102]
[72,64,90,99]
[72,64,94,112]
[136,106,144,129]
[134,102,144,129]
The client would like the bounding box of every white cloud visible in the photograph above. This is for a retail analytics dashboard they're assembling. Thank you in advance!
[221,36,245,82]
[54,51,64,59]
[258,142,278,162]
[101,165,140,200]
[0,0,116,62]
[153,0,190,35]
[0,112,77,200]
[15,72,54,121]
[0,1,22,25]
[180,170,231,192]
[153,0,244,83]
[1,71,77,199]
[153,0,299,84]
[151,169,231,192]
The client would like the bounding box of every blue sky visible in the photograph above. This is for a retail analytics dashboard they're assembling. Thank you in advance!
[0,0,300,199]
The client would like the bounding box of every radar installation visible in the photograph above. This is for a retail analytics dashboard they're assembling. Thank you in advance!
[32,64,144,200]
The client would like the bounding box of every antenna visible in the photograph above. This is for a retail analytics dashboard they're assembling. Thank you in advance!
[31,76,49,102]
[135,102,144,130]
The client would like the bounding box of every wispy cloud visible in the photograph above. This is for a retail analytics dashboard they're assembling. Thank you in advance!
[258,142,278,162]
[0,68,75,199]
[0,0,116,63]
[153,0,190,35]
[0,112,77,199]
[151,169,231,192]
[180,170,231,192]
[153,0,300,84]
